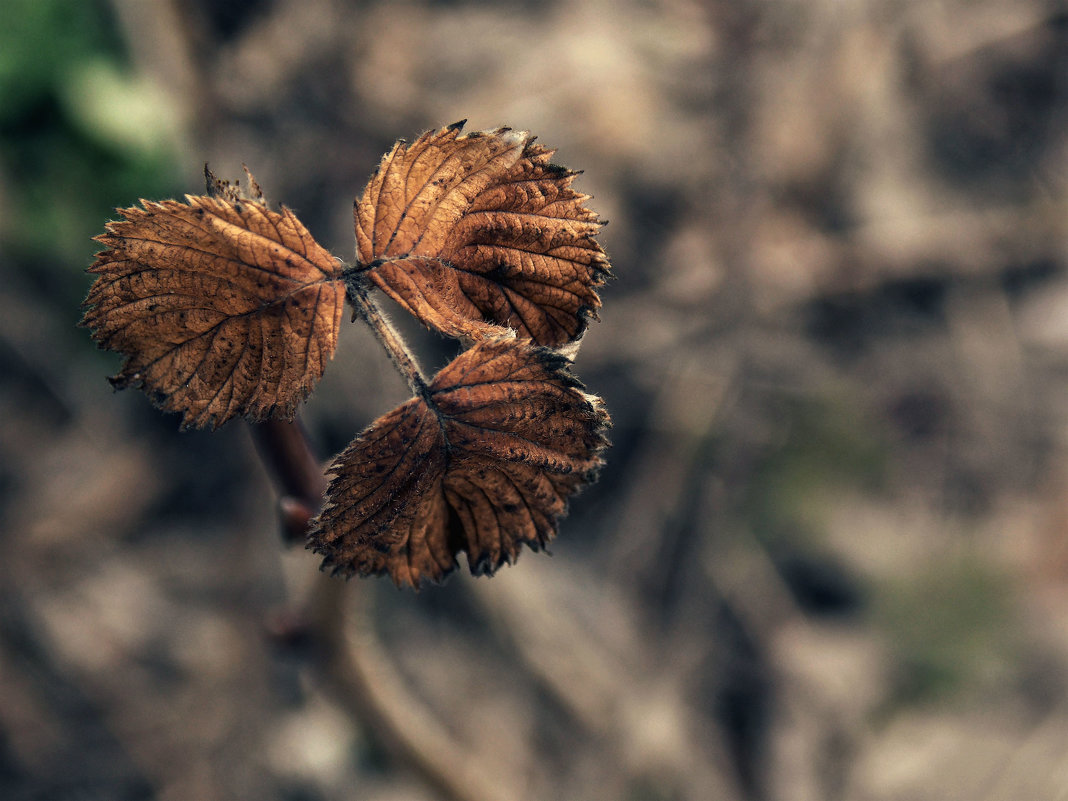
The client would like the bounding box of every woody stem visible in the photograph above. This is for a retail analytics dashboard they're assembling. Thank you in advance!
[248,416,327,544]
[344,272,430,401]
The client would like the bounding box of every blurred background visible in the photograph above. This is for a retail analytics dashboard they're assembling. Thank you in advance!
[2,0,1068,798]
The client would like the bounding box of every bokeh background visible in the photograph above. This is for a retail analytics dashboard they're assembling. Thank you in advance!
[3,0,1068,799]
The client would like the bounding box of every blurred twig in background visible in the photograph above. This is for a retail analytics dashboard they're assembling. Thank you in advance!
[2,0,1068,799]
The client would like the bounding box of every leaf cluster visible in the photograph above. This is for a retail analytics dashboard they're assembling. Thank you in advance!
[82,122,611,587]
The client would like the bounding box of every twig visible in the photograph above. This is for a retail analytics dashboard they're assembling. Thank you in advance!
[309,579,511,801]
[248,417,328,544]
[343,271,431,402]
[471,563,743,801]
[248,415,505,801]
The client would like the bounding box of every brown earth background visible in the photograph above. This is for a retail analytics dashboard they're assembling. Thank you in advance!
[3,1,1068,799]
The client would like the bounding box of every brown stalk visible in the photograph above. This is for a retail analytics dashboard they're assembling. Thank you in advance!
[344,271,431,403]
[247,415,505,801]
[248,417,327,545]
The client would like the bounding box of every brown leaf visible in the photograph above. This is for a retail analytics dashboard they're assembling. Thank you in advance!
[204,163,264,204]
[354,122,610,348]
[82,194,345,428]
[309,337,610,587]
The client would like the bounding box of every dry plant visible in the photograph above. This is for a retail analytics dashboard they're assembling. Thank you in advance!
[79,122,612,801]
[81,121,611,588]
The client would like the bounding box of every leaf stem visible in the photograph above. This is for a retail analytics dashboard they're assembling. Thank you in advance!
[247,416,326,544]
[344,272,431,401]
[246,418,504,801]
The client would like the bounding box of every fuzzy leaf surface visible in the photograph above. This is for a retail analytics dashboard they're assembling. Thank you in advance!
[309,338,609,587]
[354,122,609,347]
[82,195,345,428]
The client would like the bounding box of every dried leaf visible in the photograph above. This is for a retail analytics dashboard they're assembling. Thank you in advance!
[354,122,609,347]
[309,338,610,587]
[82,194,345,428]
[204,163,264,203]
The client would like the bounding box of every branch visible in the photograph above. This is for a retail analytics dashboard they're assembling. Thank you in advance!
[343,271,431,402]
[248,417,328,544]
[247,416,507,801]
[309,579,512,801]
